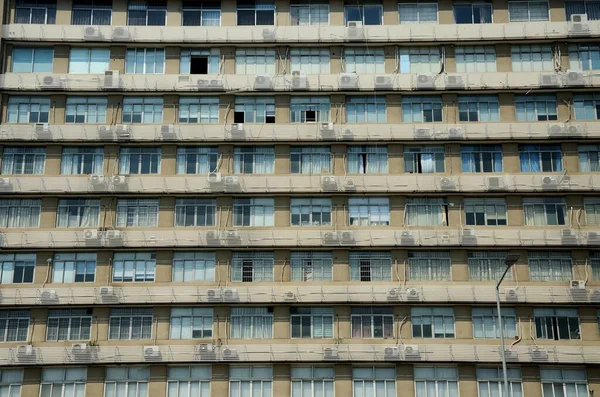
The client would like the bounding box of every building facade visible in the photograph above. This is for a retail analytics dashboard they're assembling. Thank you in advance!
[0,1,599,397]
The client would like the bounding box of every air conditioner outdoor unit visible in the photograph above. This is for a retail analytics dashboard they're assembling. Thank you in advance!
[34,123,50,135]
[403,345,420,357]
[567,124,582,135]
[416,74,434,89]
[222,348,238,359]
[323,347,339,359]
[283,291,296,301]
[569,14,589,32]
[114,124,130,139]
[345,21,365,39]
[406,287,419,299]
[374,75,393,89]
[104,70,121,89]
[414,128,431,139]
[445,75,464,88]
[321,175,337,187]
[462,229,476,238]
[255,75,273,90]
[570,279,586,289]
[16,345,34,357]
[439,177,455,190]
[384,346,400,358]
[112,26,129,39]
[71,343,88,354]
[143,346,160,358]
[224,176,239,186]
[40,289,57,301]
[207,172,222,184]
[100,286,114,296]
[231,123,245,137]
[542,176,558,186]
[323,231,339,242]
[161,124,176,139]
[197,79,224,91]
[565,70,585,86]
[320,123,334,132]
[223,289,237,300]
[0,178,10,188]
[339,73,359,89]
[98,125,113,138]
[529,347,548,360]
[41,75,65,89]
[262,28,276,40]
[106,230,122,240]
[206,231,221,242]
[89,175,105,185]
[196,343,214,353]
[112,175,127,185]
[387,288,400,300]
[344,179,356,190]
[206,289,220,300]
[84,26,103,39]
[347,21,363,28]
[486,176,505,191]
[84,229,99,240]
[548,124,565,136]
[448,127,462,139]
[224,230,239,239]
[540,74,561,87]
[291,72,308,90]
[341,231,354,242]
[571,13,588,22]
[505,287,518,300]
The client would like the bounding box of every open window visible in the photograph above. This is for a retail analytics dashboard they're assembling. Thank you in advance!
[190,55,209,74]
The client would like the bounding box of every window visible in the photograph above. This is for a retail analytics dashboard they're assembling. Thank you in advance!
[458,95,499,122]
[52,253,96,283]
[11,47,53,72]
[477,368,522,397]
[402,96,443,122]
[290,48,330,74]
[15,0,56,24]
[229,367,272,397]
[232,252,274,282]
[168,368,211,397]
[182,0,220,26]
[122,97,163,123]
[523,198,567,226]
[7,96,50,124]
[528,251,572,281]
[348,197,390,226]
[1,147,45,175]
[72,0,112,25]
[464,198,507,226]
[511,44,553,71]
[61,147,103,175]
[406,198,447,226]
[0,253,36,284]
[585,198,600,226]
[0,310,30,342]
[233,146,275,174]
[108,308,153,340]
[237,0,275,25]
[540,369,588,397]
[56,199,100,228]
[455,46,496,72]
[0,199,41,228]
[468,251,512,281]
[0,370,23,397]
[454,2,492,23]
[574,93,600,120]
[569,44,600,71]
[519,144,562,172]
[180,49,220,74]
[40,368,86,397]
[412,307,455,338]
[230,307,273,339]
[291,1,329,25]
[176,147,218,174]
[345,1,383,25]
[112,252,156,282]
[290,307,333,338]
[404,146,445,173]
[566,1,600,20]
[68,48,110,74]
[348,146,388,174]
[291,367,334,397]
[116,199,159,227]
[290,146,331,174]
[119,147,161,174]
[352,367,395,397]
[66,97,108,123]
[509,0,549,20]
[350,251,391,281]
[290,251,333,281]
[128,0,166,25]
[399,1,438,23]
[170,308,213,339]
[234,97,275,123]
[104,367,150,397]
[175,199,216,227]
[472,307,517,338]
[346,96,387,123]
[344,48,385,73]
[179,97,219,123]
[515,94,557,121]
[233,198,274,226]
[172,252,215,282]
[409,251,451,281]
[461,145,503,173]
[399,47,441,73]
[414,367,458,397]
[235,48,276,75]
[125,48,165,74]
[351,307,393,338]
[46,309,92,341]
[579,144,600,171]
[290,97,330,123]
[534,308,580,340]
[291,198,332,226]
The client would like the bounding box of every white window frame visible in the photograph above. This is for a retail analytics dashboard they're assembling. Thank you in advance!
[398,2,439,24]
[40,368,87,397]
[172,252,216,282]
[290,198,332,226]
[290,307,334,339]
[511,44,554,71]
[167,366,211,397]
[233,198,275,227]
[348,197,390,226]
[230,308,274,339]
[405,198,447,226]
[122,97,163,124]
[414,367,459,397]
[119,147,162,174]
[116,198,159,227]
[578,144,600,171]
[0,253,36,284]
[464,198,507,226]
[404,145,445,174]
[170,308,213,339]
[0,369,23,397]
[398,46,441,73]
[528,251,572,282]
[290,251,333,281]
[46,309,93,341]
[229,367,273,397]
[352,367,396,397]
[472,307,518,339]
[540,368,588,397]
[104,367,150,397]
[477,367,523,397]
[290,48,330,74]
[108,309,153,340]
[52,252,96,283]
[534,308,580,340]
[350,307,394,339]
[468,251,512,281]
[455,45,496,72]
[175,198,217,227]
[0,199,41,228]
[291,367,334,397]
[508,0,549,21]
[235,48,276,75]
[231,251,274,282]
[408,251,451,281]
[112,252,156,283]
[68,47,110,74]
[349,251,392,281]
[343,47,385,74]
[7,96,50,124]
[56,199,100,228]
[290,1,330,25]
[523,198,567,226]
[0,310,30,342]
[411,307,455,339]
[1,146,46,175]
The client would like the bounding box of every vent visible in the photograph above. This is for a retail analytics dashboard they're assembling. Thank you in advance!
[255,75,273,90]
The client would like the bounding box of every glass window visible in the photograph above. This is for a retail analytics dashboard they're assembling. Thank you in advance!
[523,197,567,226]
[578,144,600,171]
[528,251,572,281]
[291,1,329,25]
[122,97,163,124]
[0,253,36,284]
[290,97,330,123]
[458,95,499,122]
[176,147,218,174]
[515,94,557,121]
[511,44,553,71]
[574,93,600,120]
[104,367,150,397]
[404,146,444,173]
[348,197,390,226]
[180,49,220,74]
[566,1,600,20]
[116,199,159,227]
[108,309,153,340]
[350,307,393,338]
[235,48,276,75]
[409,251,451,281]
[56,199,100,228]
[229,367,272,397]
[350,251,391,281]
[464,198,507,226]
[352,367,395,397]
[233,146,275,174]
[414,367,459,397]
[591,252,600,280]
[172,252,215,282]
[519,144,562,172]
[290,146,331,174]
[233,198,274,227]
[69,48,110,74]
[167,367,211,397]
[174,199,216,227]
[290,251,333,281]
[127,0,166,25]
[0,199,41,228]
[52,252,96,283]
[585,198,600,226]
[291,198,332,226]
[509,0,549,20]
[345,2,383,25]
[182,0,220,26]
[399,2,438,23]
[15,0,56,24]
[468,251,512,281]
[290,48,330,74]
[237,0,275,26]
[346,96,387,123]
[72,0,112,25]
[569,44,600,71]
[0,310,30,342]
[399,47,441,73]
[534,308,580,340]
[472,307,517,339]
[11,47,53,73]
[179,98,219,123]
[61,147,104,175]
[170,308,213,339]
[540,368,588,397]
[454,2,492,23]
[119,147,161,174]
[46,309,92,341]
[290,307,334,339]
[406,198,447,226]
[455,46,496,72]
[1,147,46,175]
[112,252,156,282]
[461,145,503,173]
[40,368,86,397]
[412,307,455,338]
[291,367,334,397]
[477,368,522,397]
[232,252,274,282]
[344,48,385,74]
[0,369,23,397]
[7,96,50,124]
[65,97,108,123]
[348,146,388,174]
[234,97,275,123]
[230,307,273,339]
[402,96,443,122]
[125,48,165,74]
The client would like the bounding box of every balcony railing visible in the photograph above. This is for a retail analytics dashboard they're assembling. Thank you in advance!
[2,122,597,142]
[1,71,598,92]
[0,228,598,249]
[0,284,594,306]
[2,21,599,44]
[1,343,596,365]
[0,173,596,194]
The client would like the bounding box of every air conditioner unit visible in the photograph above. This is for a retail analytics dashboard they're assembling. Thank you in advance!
[320,123,334,132]
[323,231,339,242]
[323,347,339,359]
[40,75,65,89]
[89,175,105,185]
[439,177,455,190]
[84,26,103,39]
[283,291,296,301]
[71,343,88,354]
[196,343,214,353]
[374,75,393,90]
[570,279,586,289]
[143,346,160,358]
[197,79,224,91]
[231,123,245,137]
[100,286,114,296]
[448,127,462,139]
[540,74,561,87]
[414,128,431,139]
[112,26,129,39]
[445,75,464,88]
[224,230,239,239]
[40,289,57,301]
[571,13,588,22]
[104,70,121,89]
[34,123,50,135]
[406,287,419,299]
[561,228,575,238]
[255,75,273,90]
[565,70,585,86]
[529,347,548,360]
[84,229,99,240]
[344,179,356,190]
[161,124,176,139]
[224,176,239,186]
[112,175,127,185]
[567,124,582,135]
[503,349,518,360]
[106,230,122,240]
[291,72,308,90]
[505,287,518,300]
[341,231,354,242]
[542,176,558,186]
[207,172,222,184]
[403,345,420,357]
[98,125,113,138]
[0,178,10,188]
[589,231,600,244]
[339,73,359,90]
[114,124,130,139]
[221,348,238,359]
[486,176,505,191]
[345,21,365,40]
[462,229,476,238]
[222,288,238,300]
[401,230,415,245]
[347,21,363,28]
[384,346,400,358]
[416,74,434,89]
[262,28,276,40]
[16,345,34,357]
[387,288,400,300]
[569,14,589,32]
[206,231,221,242]
[321,175,337,188]
[548,124,565,136]
[206,289,220,300]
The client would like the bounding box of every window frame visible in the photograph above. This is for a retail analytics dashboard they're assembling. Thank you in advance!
[108,309,153,340]
[46,309,93,341]
[112,252,156,283]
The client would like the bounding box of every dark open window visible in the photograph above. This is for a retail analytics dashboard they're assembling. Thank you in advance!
[190,56,209,74]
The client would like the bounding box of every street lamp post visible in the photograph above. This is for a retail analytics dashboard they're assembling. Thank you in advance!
[496,252,521,397]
